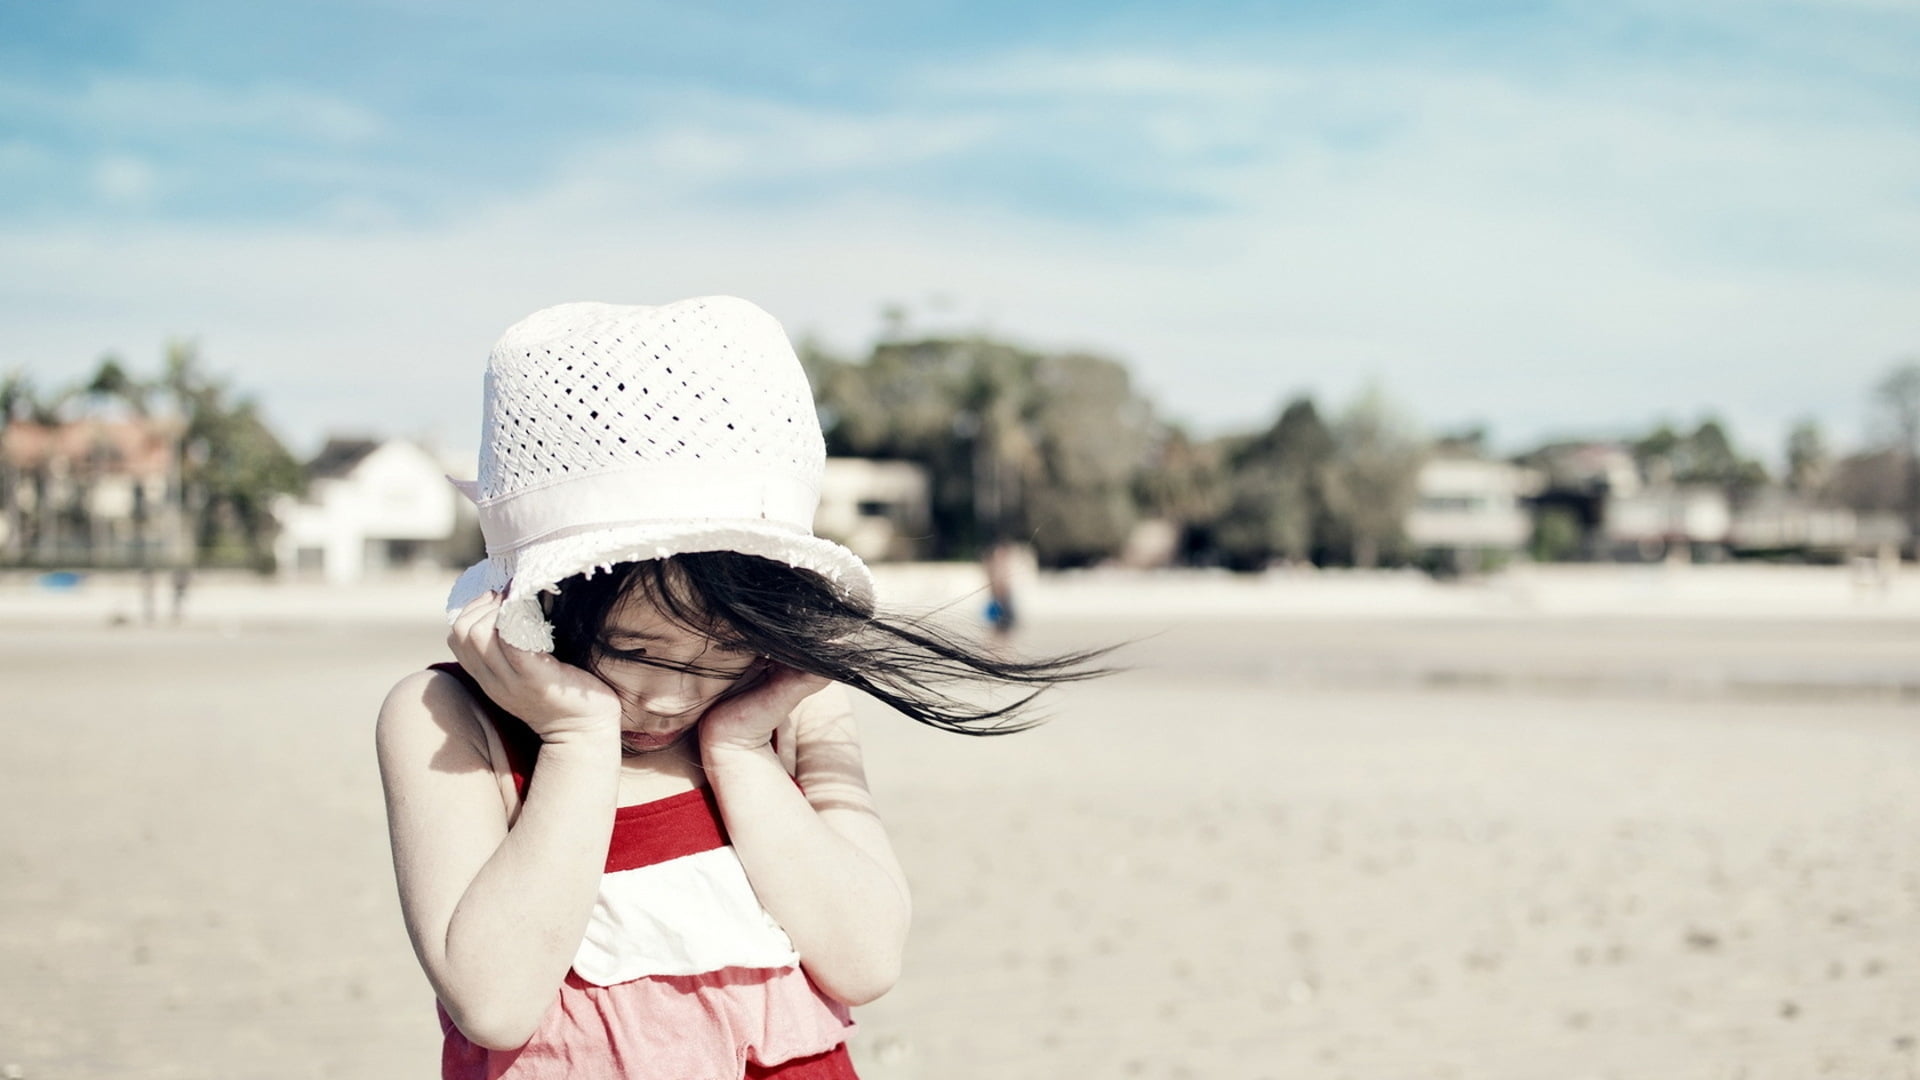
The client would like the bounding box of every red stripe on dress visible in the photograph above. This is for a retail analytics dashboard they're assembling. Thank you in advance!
[604,785,731,873]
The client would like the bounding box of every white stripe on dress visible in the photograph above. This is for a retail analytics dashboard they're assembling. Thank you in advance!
[573,846,799,985]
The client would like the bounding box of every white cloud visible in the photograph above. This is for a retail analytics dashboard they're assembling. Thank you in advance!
[0,75,385,145]
[0,138,56,173]
[918,51,1299,101]
[572,91,1003,194]
[91,155,158,205]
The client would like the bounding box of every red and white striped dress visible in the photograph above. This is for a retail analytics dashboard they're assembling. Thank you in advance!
[430,663,859,1080]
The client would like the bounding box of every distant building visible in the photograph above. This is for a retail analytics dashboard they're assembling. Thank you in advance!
[1603,486,1732,559]
[1729,491,1908,558]
[1524,441,1642,499]
[1513,441,1648,560]
[815,458,931,562]
[1405,456,1539,570]
[0,415,187,566]
[273,438,464,582]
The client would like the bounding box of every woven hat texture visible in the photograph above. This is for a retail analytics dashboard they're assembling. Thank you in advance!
[445,295,875,651]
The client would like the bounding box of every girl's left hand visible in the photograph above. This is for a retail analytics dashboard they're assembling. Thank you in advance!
[699,660,829,756]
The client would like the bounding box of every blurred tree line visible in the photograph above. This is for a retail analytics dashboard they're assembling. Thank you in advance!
[802,333,1428,569]
[808,327,1920,569]
[1839,360,1920,549]
[1683,359,1920,552]
[8,327,1917,573]
[803,336,1158,566]
[0,343,302,569]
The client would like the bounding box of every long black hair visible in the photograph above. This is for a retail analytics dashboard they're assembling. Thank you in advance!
[545,552,1113,734]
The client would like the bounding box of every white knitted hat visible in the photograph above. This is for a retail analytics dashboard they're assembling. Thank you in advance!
[445,295,876,652]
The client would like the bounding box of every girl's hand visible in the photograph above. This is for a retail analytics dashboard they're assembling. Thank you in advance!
[447,591,623,746]
[698,660,829,756]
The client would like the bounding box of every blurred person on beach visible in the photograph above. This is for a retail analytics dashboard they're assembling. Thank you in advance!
[982,538,1020,639]
[170,564,192,624]
[376,297,1105,1079]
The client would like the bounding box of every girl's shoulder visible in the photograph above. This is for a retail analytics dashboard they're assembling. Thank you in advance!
[382,665,545,813]
[376,665,495,765]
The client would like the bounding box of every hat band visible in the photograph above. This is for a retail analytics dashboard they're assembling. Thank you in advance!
[464,466,821,555]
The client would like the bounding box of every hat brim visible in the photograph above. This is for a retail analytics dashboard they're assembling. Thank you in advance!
[445,520,877,652]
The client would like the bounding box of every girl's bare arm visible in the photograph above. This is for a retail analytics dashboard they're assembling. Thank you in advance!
[377,670,620,1049]
[702,682,911,1005]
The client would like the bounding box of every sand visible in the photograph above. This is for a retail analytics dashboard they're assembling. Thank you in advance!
[1,569,1918,1079]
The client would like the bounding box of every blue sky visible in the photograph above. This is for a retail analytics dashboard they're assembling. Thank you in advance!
[3,0,1918,463]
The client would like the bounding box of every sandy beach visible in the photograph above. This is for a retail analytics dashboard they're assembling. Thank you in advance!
[2,566,1918,1079]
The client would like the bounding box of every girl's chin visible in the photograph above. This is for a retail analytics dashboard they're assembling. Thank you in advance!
[620,726,695,755]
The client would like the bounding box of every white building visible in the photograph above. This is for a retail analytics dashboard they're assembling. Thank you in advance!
[1542,442,1642,498]
[1729,491,1909,556]
[274,438,464,582]
[815,458,930,562]
[1405,457,1538,566]
[1604,487,1732,555]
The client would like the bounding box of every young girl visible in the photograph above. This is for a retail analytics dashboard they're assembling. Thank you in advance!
[377,297,1101,1079]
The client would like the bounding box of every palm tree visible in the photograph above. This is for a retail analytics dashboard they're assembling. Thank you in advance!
[1876,361,1920,556]
[81,355,151,417]
[156,340,303,569]
[0,371,40,562]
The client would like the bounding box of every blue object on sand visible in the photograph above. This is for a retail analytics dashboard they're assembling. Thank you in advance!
[38,571,84,590]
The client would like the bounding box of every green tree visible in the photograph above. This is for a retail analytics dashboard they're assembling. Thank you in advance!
[0,371,35,425]
[1530,505,1584,562]
[1631,423,1682,485]
[1874,359,1920,549]
[81,354,150,416]
[1214,397,1337,569]
[1785,418,1829,495]
[0,371,51,561]
[1134,424,1229,561]
[1215,461,1312,570]
[1635,416,1768,505]
[816,336,1030,556]
[158,341,304,569]
[1322,387,1426,568]
[810,332,1157,565]
[1021,352,1153,566]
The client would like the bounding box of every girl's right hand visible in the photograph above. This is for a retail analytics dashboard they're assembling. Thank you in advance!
[447,591,624,746]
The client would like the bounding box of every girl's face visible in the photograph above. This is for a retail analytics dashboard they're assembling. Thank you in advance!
[591,587,762,755]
